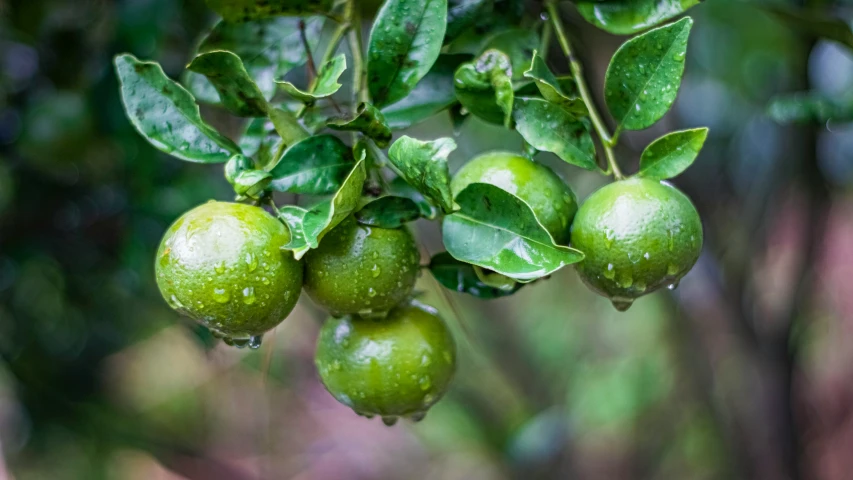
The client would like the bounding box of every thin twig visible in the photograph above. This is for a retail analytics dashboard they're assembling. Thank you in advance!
[299,20,317,83]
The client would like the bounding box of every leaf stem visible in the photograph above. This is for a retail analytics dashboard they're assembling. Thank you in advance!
[347,5,369,107]
[546,1,624,180]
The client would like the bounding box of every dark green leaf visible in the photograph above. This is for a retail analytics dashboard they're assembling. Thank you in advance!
[604,17,692,131]
[224,153,254,184]
[454,49,514,126]
[523,51,587,116]
[367,0,448,107]
[233,169,272,199]
[204,0,333,22]
[446,0,493,44]
[277,53,346,102]
[637,128,708,180]
[481,28,539,81]
[187,51,269,117]
[429,252,522,298]
[388,136,456,213]
[279,159,367,259]
[760,5,853,51]
[381,54,470,130]
[513,97,598,171]
[328,103,393,148]
[269,134,354,194]
[355,196,422,228]
[767,91,853,125]
[443,183,584,281]
[576,0,700,35]
[239,118,284,168]
[185,17,323,103]
[114,54,240,163]
[390,176,440,219]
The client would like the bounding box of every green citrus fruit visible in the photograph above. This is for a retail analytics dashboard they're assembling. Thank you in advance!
[315,300,457,424]
[570,178,703,311]
[155,201,303,346]
[303,216,420,317]
[451,151,578,245]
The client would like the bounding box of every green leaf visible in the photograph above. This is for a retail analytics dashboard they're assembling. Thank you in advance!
[277,53,346,103]
[767,91,853,125]
[390,176,440,219]
[443,183,584,281]
[185,17,323,103]
[446,0,493,45]
[429,252,522,299]
[454,49,514,126]
[576,0,700,35]
[279,159,367,259]
[204,0,333,22]
[327,103,393,148]
[513,97,597,171]
[232,169,272,199]
[473,266,519,292]
[187,51,269,117]
[267,107,310,145]
[637,128,708,180]
[604,17,692,131]
[388,136,456,214]
[759,5,853,51]
[114,54,240,163]
[269,134,355,194]
[381,54,470,130]
[523,51,587,116]
[224,153,254,184]
[481,28,539,81]
[367,0,448,107]
[355,196,422,228]
[239,118,284,168]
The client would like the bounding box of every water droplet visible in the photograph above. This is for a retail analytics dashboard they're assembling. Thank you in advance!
[419,376,432,391]
[382,416,398,426]
[668,230,675,251]
[604,229,615,249]
[643,252,650,260]
[611,297,634,312]
[616,270,633,288]
[667,280,680,290]
[261,276,270,285]
[213,287,230,304]
[248,335,262,349]
[667,263,679,276]
[367,287,377,298]
[262,262,270,271]
[214,261,226,274]
[242,286,256,305]
[633,280,647,293]
[371,264,381,278]
[604,263,616,280]
[245,252,258,272]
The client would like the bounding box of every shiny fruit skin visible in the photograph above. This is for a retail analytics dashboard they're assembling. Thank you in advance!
[155,201,303,339]
[315,301,457,420]
[451,151,578,245]
[303,216,420,317]
[570,178,703,308]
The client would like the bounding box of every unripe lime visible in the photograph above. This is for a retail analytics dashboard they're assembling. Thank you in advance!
[315,301,457,424]
[155,201,303,346]
[303,216,420,317]
[451,151,578,245]
[570,178,703,311]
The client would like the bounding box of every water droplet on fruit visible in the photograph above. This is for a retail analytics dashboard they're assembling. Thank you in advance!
[367,287,377,297]
[668,280,680,290]
[371,264,381,277]
[604,229,615,249]
[604,264,616,279]
[616,271,633,288]
[611,297,634,311]
[261,276,270,285]
[248,335,262,349]
[667,263,679,276]
[419,376,432,391]
[242,286,256,304]
[382,416,398,426]
[668,230,675,251]
[215,261,226,274]
[246,252,258,271]
[213,288,230,303]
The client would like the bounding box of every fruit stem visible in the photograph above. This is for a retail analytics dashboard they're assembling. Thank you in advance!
[546,1,624,180]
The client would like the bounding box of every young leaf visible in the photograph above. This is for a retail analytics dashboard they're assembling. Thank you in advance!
[185,17,323,103]
[387,136,456,214]
[637,127,708,180]
[381,54,470,130]
[442,183,584,281]
[204,0,333,22]
[269,134,354,194]
[454,49,514,126]
[473,266,519,292]
[367,0,448,107]
[327,103,393,148]
[523,52,587,116]
[114,54,240,163]
[429,252,522,299]
[267,107,310,145]
[355,196,422,228]
[576,0,700,35]
[390,176,440,219]
[232,169,272,200]
[187,51,269,117]
[279,159,367,259]
[480,28,539,81]
[239,118,284,168]
[513,97,597,171]
[277,53,346,103]
[604,17,692,131]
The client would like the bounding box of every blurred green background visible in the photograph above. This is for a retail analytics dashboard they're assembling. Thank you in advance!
[1,0,851,479]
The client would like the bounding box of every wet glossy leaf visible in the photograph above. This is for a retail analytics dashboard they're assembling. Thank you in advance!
[239,118,284,168]
[114,54,240,163]
[604,17,692,131]
[523,51,587,116]
[481,28,539,81]
[184,17,322,103]
[187,51,269,117]
[267,107,309,145]
[390,176,440,219]
[513,97,597,171]
[443,183,584,281]
[233,169,272,199]
[381,54,470,130]
[224,153,254,184]
[328,103,393,148]
[355,196,422,228]
[277,53,346,103]
[388,136,456,214]
[429,252,522,298]
[269,134,354,194]
[637,127,708,180]
[767,91,853,125]
[576,0,700,35]
[204,0,334,22]
[454,49,514,126]
[473,266,519,292]
[367,0,448,107]
[446,0,493,44]
[279,159,367,259]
